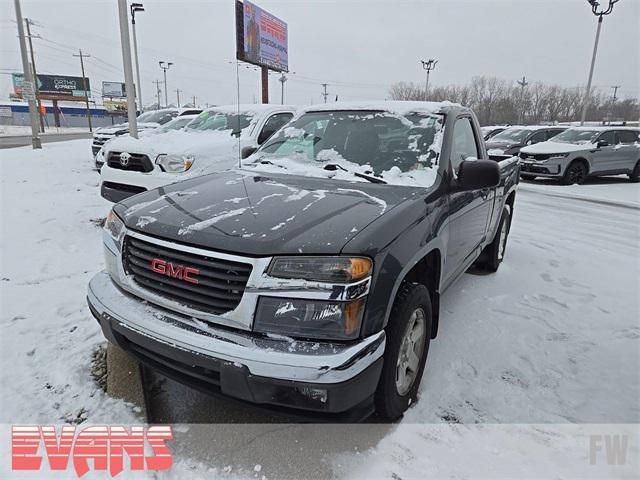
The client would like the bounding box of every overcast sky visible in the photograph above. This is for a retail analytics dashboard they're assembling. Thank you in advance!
[1,0,638,107]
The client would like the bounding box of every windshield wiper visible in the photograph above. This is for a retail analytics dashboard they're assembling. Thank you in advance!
[323,163,387,184]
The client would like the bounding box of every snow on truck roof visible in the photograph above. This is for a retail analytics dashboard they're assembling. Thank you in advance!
[202,104,296,115]
[303,100,462,115]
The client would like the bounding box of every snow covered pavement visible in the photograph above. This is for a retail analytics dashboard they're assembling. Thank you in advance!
[1,139,638,478]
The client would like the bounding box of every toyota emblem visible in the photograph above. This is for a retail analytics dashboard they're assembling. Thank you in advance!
[119,152,131,166]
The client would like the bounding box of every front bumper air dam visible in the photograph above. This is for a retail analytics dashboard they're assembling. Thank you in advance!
[87,271,385,420]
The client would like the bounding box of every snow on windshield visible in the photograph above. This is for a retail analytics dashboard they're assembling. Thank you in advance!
[244,110,444,188]
[551,129,599,145]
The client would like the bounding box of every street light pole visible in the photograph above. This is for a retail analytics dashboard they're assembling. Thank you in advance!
[130,3,144,112]
[159,61,173,108]
[13,0,41,149]
[421,59,438,100]
[580,0,620,125]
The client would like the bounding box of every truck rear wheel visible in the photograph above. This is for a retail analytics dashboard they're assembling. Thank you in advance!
[477,204,512,272]
[375,282,432,421]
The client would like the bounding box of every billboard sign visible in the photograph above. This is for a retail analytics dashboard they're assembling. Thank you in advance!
[12,73,91,101]
[103,99,128,113]
[102,81,126,98]
[236,0,288,72]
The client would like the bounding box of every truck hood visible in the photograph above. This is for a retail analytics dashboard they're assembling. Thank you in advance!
[485,141,518,152]
[95,122,160,136]
[105,129,240,157]
[520,141,593,155]
[115,170,418,256]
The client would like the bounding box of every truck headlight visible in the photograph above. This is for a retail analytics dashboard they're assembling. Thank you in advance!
[104,209,125,242]
[254,297,366,341]
[268,256,372,284]
[155,154,194,173]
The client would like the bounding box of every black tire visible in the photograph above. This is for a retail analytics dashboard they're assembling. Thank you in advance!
[629,161,640,183]
[375,282,432,421]
[521,174,536,181]
[477,204,512,272]
[562,161,588,185]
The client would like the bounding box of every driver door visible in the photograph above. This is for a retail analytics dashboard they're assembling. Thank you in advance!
[591,130,617,174]
[444,117,494,285]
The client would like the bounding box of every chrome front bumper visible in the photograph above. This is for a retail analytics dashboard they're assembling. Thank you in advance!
[87,270,385,385]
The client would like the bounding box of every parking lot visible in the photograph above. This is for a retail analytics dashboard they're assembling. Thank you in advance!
[1,138,638,478]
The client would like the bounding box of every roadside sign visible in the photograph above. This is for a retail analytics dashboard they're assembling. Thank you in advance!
[0,106,12,118]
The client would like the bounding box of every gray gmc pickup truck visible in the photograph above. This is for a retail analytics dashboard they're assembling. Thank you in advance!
[88,101,519,421]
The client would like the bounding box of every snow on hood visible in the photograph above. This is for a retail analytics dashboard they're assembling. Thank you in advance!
[521,141,595,155]
[95,122,159,135]
[103,129,243,168]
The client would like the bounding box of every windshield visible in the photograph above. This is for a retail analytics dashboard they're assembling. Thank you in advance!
[186,111,253,132]
[550,129,599,145]
[136,110,179,124]
[490,128,533,143]
[246,110,444,187]
[157,116,195,132]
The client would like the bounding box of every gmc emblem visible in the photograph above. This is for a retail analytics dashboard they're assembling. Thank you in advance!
[150,258,199,284]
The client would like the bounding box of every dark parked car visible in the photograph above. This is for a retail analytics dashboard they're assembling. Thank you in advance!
[88,102,519,421]
[481,125,508,141]
[485,126,566,160]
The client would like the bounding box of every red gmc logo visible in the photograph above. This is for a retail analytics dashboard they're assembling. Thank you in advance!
[151,258,199,284]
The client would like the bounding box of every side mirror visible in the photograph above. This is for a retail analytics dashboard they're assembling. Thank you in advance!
[456,159,500,191]
[241,146,257,159]
[526,140,533,146]
[231,129,241,138]
[597,140,609,148]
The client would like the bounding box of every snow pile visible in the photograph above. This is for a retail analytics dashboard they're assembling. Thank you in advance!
[0,140,138,426]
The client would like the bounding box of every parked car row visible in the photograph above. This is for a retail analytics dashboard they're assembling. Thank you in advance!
[88,101,520,421]
[481,124,640,184]
[91,108,202,160]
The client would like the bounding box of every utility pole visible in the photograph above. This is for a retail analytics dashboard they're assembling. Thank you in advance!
[421,59,438,100]
[73,49,93,132]
[192,96,196,108]
[580,0,620,125]
[609,85,621,123]
[159,61,173,108]
[118,0,138,138]
[14,0,41,148]
[279,72,287,105]
[130,3,145,112]
[321,83,329,103]
[517,76,529,125]
[154,80,162,109]
[611,85,620,102]
[24,18,44,132]
[175,88,181,107]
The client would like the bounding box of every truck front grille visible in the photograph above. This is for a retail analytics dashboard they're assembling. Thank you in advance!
[122,236,252,315]
[107,152,154,172]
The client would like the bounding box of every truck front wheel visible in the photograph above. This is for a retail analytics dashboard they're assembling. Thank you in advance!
[375,283,432,421]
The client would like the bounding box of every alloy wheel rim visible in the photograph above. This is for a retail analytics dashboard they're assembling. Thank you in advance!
[498,216,509,260]
[396,307,426,396]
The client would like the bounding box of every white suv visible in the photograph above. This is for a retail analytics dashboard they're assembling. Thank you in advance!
[92,108,201,167]
[99,104,296,202]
